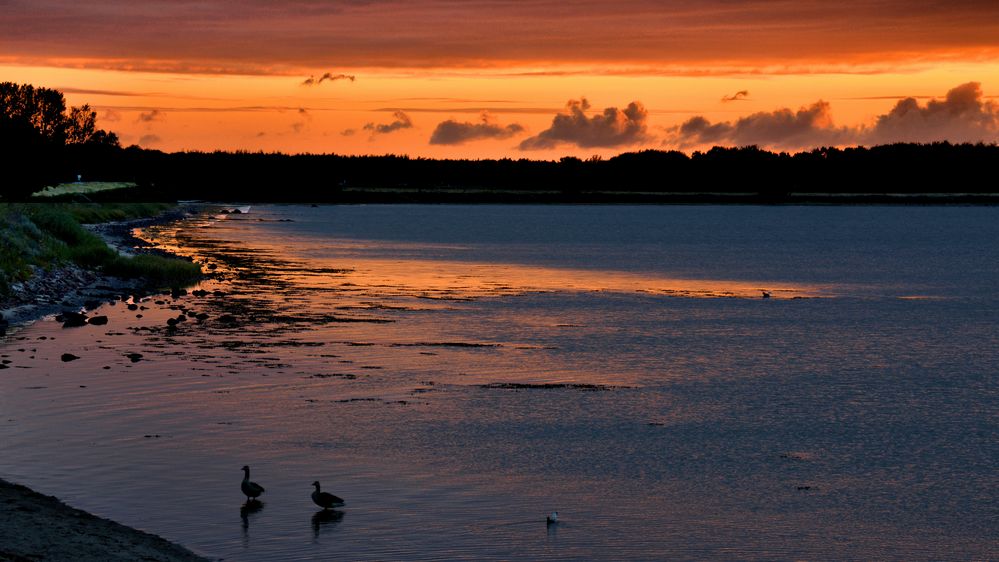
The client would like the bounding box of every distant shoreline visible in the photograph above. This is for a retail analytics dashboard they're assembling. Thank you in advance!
[64,184,999,206]
[320,189,999,205]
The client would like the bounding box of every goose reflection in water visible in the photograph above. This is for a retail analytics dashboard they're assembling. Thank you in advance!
[240,500,265,542]
[312,509,345,540]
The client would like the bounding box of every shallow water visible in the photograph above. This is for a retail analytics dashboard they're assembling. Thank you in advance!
[1,205,997,560]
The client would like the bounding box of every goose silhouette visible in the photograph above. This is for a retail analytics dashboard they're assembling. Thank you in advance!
[241,465,265,502]
[311,481,345,510]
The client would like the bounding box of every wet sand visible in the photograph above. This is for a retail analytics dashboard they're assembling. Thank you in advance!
[0,477,206,561]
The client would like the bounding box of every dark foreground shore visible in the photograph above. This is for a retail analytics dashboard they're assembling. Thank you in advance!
[1,207,209,561]
[0,478,206,562]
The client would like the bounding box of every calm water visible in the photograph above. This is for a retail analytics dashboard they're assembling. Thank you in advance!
[1,205,997,560]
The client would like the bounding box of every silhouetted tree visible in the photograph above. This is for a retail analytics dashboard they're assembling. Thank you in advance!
[1,83,120,199]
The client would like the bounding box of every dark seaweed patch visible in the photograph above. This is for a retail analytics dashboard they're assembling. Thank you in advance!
[479,382,621,391]
[391,342,500,348]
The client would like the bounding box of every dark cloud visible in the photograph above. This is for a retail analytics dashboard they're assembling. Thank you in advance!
[302,73,356,86]
[865,82,999,144]
[341,128,357,137]
[6,1,999,73]
[667,101,854,150]
[137,109,163,123]
[96,105,320,114]
[429,113,525,145]
[721,90,749,102]
[666,82,999,150]
[363,111,413,135]
[519,98,649,150]
[101,109,122,122]
[138,134,161,146]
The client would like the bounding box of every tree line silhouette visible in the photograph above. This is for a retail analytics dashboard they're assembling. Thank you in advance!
[1,82,120,197]
[3,82,998,203]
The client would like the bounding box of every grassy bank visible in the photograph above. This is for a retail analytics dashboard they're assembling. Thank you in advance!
[0,203,202,297]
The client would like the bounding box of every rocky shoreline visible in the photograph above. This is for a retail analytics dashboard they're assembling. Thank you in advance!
[0,205,210,561]
[0,206,199,331]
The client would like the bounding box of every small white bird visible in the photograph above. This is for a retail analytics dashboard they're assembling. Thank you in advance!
[311,481,345,510]
[241,465,265,502]
[546,511,559,525]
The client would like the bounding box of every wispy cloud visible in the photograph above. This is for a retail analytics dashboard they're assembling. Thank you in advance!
[519,98,649,150]
[58,87,151,97]
[301,73,356,86]
[138,134,161,146]
[721,90,750,102]
[375,106,559,115]
[137,109,163,123]
[429,113,525,145]
[363,111,413,135]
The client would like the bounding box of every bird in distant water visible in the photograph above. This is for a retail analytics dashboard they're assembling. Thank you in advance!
[547,511,559,525]
[241,465,265,502]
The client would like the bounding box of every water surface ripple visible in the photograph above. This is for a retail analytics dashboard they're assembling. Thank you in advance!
[1,205,997,560]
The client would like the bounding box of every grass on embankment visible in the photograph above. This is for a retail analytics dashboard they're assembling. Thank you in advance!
[0,203,202,298]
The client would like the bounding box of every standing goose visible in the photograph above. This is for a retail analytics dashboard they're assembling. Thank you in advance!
[311,481,345,510]
[241,465,265,502]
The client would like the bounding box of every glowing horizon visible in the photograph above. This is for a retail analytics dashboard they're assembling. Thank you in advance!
[4,0,999,157]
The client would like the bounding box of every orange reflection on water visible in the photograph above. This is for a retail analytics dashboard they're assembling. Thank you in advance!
[140,220,826,302]
[280,257,822,300]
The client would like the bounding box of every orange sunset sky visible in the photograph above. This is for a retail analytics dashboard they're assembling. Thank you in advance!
[4,0,999,158]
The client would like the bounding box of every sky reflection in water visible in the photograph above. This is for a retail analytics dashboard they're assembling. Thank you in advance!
[0,205,997,560]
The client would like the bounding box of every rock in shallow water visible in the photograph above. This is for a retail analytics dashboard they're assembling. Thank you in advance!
[61,312,88,328]
[60,353,80,362]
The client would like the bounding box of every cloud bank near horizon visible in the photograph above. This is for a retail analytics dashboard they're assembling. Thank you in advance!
[519,98,649,150]
[430,114,525,145]
[665,82,999,151]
